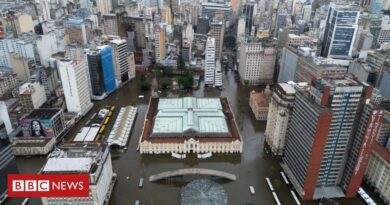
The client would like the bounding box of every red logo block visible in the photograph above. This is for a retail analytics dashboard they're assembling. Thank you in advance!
[8,174,89,197]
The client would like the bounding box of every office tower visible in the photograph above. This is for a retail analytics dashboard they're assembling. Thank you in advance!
[204,37,216,86]
[103,14,119,36]
[86,46,117,100]
[0,40,11,67]
[65,17,93,45]
[302,3,312,22]
[357,33,373,51]
[128,52,136,79]
[377,16,390,47]
[237,16,246,37]
[96,0,112,14]
[243,2,257,34]
[365,142,390,204]
[36,32,60,67]
[321,3,359,58]
[57,59,93,116]
[0,133,19,204]
[201,1,231,20]
[196,16,210,34]
[124,16,147,49]
[265,83,296,156]
[366,50,390,98]
[14,13,34,34]
[238,38,276,85]
[161,6,172,24]
[0,73,18,97]
[109,39,130,83]
[154,25,166,64]
[0,101,13,134]
[370,0,384,13]
[210,18,224,61]
[9,53,33,82]
[214,61,222,87]
[19,82,47,113]
[41,142,116,205]
[182,40,191,62]
[39,67,60,98]
[282,77,379,200]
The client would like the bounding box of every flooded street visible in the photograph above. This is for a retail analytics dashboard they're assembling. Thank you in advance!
[13,70,385,205]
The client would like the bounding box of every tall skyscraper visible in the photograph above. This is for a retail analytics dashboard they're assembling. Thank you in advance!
[282,77,381,200]
[321,3,360,59]
[204,37,216,86]
[242,2,257,35]
[86,46,117,100]
[265,83,296,156]
[109,39,130,84]
[210,18,224,61]
[57,59,93,116]
[154,25,166,64]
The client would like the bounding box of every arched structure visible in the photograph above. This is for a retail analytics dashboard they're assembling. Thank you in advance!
[149,168,237,182]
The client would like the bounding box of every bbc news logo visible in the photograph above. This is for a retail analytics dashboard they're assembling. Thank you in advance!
[8,174,89,197]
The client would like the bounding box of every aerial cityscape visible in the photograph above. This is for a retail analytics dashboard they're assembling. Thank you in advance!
[0,0,389,205]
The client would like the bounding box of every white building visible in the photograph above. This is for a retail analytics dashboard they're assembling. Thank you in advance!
[41,142,116,205]
[237,16,246,38]
[377,15,390,46]
[0,38,35,67]
[204,37,216,86]
[36,32,60,67]
[214,61,223,87]
[109,39,130,85]
[0,101,13,134]
[265,83,296,156]
[96,0,112,14]
[238,38,276,85]
[19,82,47,113]
[128,52,136,79]
[57,59,93,116]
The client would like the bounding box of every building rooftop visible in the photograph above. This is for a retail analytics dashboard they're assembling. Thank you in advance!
[152,97,230,137]
[25,108,61,119]
[42,157,93,173]
[12,137,53,147]
[250,87,271,107]
[279,83,296,95]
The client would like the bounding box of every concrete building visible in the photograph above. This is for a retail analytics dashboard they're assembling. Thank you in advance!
[128,52,136,79]
[36,32,61,67]
[123,16,148,49]
[210,18,224,61]
[204,37,216,86]
[154,25,166,64]
[139,97,243,154]
[282,77,380,200]
[19,82,47,113]
[201,1,231,20]
[265,83,296,156]
[182,40,191,62]
[41,142,116,205]
[365,142,390,204]
[196,16,210,34]
[249,86,272,121]
[86,46,117,100]
[65,17,93,45]
[0,101,14,134]
[14,13,34,34]
[9,52,33,82]
[12,137,56,156]
[20,108,65,139]
[57,59,93,116]
[348,59,376,85]
[96,0,112,14]
[321,3,360,58]
[0,137,19,204]
[377,112,390,147]
[40,67,60,98]
[242,2,257,34]
[161,6,172,24]
[109,39,130,84]
[0,73,18,97]
[238,38,276,85]
[377,16,390,47]
[237,16,246,38]
[214,61,222,87]
[103,14,119,36]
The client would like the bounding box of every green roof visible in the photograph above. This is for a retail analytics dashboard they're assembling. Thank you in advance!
[151,97,230,137]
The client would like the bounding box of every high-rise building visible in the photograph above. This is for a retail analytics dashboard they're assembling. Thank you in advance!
[128,52,136,79]
[0,134,19,204]
[321,3,360,58]
[238,38,276,85]
[103,14,119,36]
[204,37,216,86]
[109,39,130,84]
[154,25,166,64]
[57,59,93,116]
[86,45,117,100]
[96,0,112,14]
[41,142,116,205]
[201,1,232,20]
[0,73,18,97]
[196,16,210,34]
[9,52,33,82]
[282,77,380,200]
[365,142,390,204]
[214,61,222,87]
[36,32,61,67]
[20,108,65,139]
[123,16,148,49]
[0,101,13,135]
[265,83,296,156]
[19,82,47,113]
[39,67,60,98]
[242,2,257,35]
[65,17,93,45]
[377,15,390,47]
[210,18,224,61]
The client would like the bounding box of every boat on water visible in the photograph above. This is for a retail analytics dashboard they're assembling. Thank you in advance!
[138,178,144,188]
[249,186,255,195]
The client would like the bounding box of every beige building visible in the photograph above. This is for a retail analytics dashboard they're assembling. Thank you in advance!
[12,137,55,156]
[249,86,271,121]
[161,6,172,24]
[210,18,224,61]
[128,52,136,79]
[0,73,18,97]
[19,82,47,113]
[265,83,296,156]
[10,53,33,82]
[154,25,166,63]
[365,142,390,204]
[15,13,34,34]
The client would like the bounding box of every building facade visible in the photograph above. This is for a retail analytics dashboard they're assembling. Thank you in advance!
[204,37,216,86]
[20,108,65,139]
[19,82,47,113]
[57,59,93,116]
[210,18,224,61]
[0,73,18,97]
[9,52,33,82]
[265,83,296,156]
[139,97,243,154]
[249,87,271,121]
[0,137,19,204]
[109,39,130,84]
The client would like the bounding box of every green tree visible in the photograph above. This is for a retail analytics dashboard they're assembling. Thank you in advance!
[177,55,185,74]
[177,72,193,90]
[160,77,171,90]
[139,74,151,91]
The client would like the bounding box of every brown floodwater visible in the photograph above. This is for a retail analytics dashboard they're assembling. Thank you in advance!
[8,70,386,205]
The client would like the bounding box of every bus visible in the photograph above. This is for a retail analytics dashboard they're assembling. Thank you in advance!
[99,125,106,134]
[104,117,110,125]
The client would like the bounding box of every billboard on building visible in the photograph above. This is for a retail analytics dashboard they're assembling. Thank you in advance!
[20,118,54,138]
